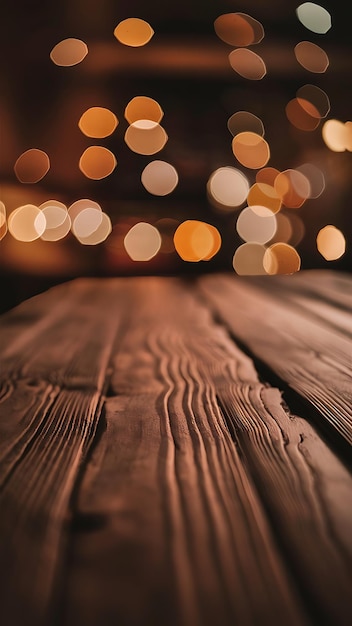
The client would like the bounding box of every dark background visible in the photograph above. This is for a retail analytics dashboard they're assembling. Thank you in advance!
[0,0,351,311]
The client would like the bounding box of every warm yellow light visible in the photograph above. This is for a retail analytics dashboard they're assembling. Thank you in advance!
[232,132,270,169]
[75,213,112,245]
[78,107,118,138]
[114,18,154,47]
[214,13,264,47]
[236,207,277,244]
[124,120,168,155]
[50,38,88,66]
[247,182,281,216]
[227,111,264,137]
[124,96,163,124]
[263,243,301,274]
[79,146,117,179]
[8,204,46,241]
[0,201,7,240]
[322,119,348,152]
[316,225,346,260]
[174,220,220,262]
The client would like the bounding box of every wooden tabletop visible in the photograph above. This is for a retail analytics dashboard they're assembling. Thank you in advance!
[0,270,351,626]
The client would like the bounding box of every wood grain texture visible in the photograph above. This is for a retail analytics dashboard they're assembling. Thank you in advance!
[199,273,352,446]
[0,279,130,626]
[0,272,351,626]
[61,278,308,626]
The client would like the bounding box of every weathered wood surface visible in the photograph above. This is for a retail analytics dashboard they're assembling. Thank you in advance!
[0,271,351,626]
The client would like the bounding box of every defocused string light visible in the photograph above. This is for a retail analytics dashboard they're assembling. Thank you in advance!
[236,207,277,244]
[173,220,221,262]
[124,222,161,261]
[227,111,264,137]
[214,13,264,46]
[71,207,103,238]
[296,3,332,34]
[294,41,329,73]
[68,198,102,222]
[256,167,280,186]
[79,146,117,179]
[322,119,350,151]
[263,243,301,274]
[50,38,88,66]
[316,225,346,260]
[78,107,118,138]
[14,149,50,183]
[232,132,270,169]
[274,169,311,208]
[114,18,154,47]
[0,201,7,240]
[125,120,168,155]
[233,242,267,275]
[207,166,249,209]
[228,49,267,80]
[8,204,46,242]
[75,212,112,245]
[124,96,164,124]
[39,200,71,242]
[141,160,178,195]
[286,98,321,131]
[247,182,281,216]
[297,84,330,119]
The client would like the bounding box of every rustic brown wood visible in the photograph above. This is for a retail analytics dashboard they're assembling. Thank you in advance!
[0,279,131,626]
[199,272,352,447]
[0,272,351,626]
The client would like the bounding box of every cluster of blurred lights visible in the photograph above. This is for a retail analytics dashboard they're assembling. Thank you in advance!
[3,5,348,275]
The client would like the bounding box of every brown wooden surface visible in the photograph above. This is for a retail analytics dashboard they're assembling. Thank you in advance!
[0,271,351,626]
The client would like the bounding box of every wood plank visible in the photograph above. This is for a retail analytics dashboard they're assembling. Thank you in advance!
[0,279,131,626]
[60,277,351,626]
[199,273,352,446]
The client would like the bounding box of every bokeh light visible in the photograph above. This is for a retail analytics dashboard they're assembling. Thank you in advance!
[227,111,264,137]
[68,198,102,222]
[274,169,311,208]
[141,160,178,195]
[256,167,280,186]
[229,49,267,80]
[78,107,118,138]
[236,207,277,244]
[50,38,88,66]
[124,96,164,124]
[322,119,349,151]
[14,149,50,183]
[285,98,321,131]
[8,204,46,242]
[125,120,168,155]
[114,18,154,47]
[214,13,264,46]
[71,207,103,238]
[294,41,329,73]
[316,225,346,260]
[174,220,221,262]
[207,167,249,209]
[232,132,270,169]
[75,212,112,245]
[247,182,282,216]
[297,84,330,119]
[0,201,7,240]
[39,200,71,241]
[233,242,267,275]
[296,3,332,34]
[124,222,161,261]
[79,146,117,179]
[263,243,301,274]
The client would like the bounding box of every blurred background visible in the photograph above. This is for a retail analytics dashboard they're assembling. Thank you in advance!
[0,0,351,312]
